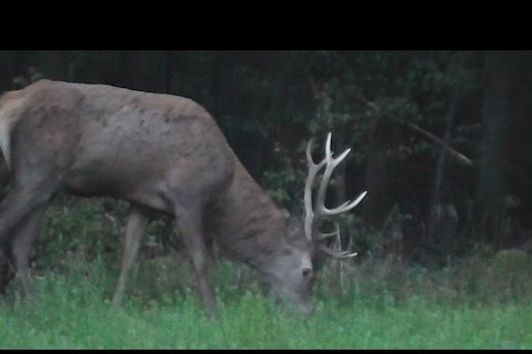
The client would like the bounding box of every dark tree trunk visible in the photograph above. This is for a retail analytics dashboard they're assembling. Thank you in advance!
[427,94,459,253]
[363,117,405,227]
[476,51,515,248]
[0,51,17,91]
[331,130,348,248]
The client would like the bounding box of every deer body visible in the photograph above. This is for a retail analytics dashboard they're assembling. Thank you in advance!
[0,79,366,316]
[1,80,234,208]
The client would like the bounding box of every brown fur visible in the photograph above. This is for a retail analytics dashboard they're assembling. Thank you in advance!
[0,80,314,316]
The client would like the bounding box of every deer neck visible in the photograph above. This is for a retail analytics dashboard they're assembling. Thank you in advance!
[212,158,287,270]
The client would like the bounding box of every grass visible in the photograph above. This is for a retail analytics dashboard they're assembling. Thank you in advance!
[0,255,530,349]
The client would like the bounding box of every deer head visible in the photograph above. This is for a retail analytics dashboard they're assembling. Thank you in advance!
[262,132,367,314]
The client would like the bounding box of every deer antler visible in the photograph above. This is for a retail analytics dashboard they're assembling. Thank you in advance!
[304,132,367,259]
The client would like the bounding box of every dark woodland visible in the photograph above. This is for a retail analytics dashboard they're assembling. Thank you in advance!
[0,50,530,292]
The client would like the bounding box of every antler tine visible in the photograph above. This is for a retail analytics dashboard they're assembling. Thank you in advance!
[317,223,340,241]
[319,190,368,216]
[326,131,352,169]
[304,138,326,240]
[325,132,332,159]
[319,244,358,259]
[318,223,358,259]
[306,138,317,167]
[316,133,365,218]
[303,131,367,260]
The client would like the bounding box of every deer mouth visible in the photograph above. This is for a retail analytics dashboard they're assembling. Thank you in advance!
[269,282,314,316]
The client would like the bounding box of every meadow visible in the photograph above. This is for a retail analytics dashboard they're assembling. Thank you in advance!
[0,251,530,349]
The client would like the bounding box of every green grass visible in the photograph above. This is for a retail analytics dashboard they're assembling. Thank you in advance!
[0,257,530,349]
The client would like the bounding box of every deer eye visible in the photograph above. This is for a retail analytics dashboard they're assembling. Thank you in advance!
[302,267,313,278]
[282,248,294,256]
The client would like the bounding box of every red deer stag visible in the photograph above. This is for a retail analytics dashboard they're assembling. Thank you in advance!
[0,80,366,316]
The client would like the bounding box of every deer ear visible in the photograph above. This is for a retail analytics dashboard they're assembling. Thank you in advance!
[280,208,290,219]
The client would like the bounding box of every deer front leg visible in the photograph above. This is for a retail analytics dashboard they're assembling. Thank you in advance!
[112,206,150,307]
[174,202,215,318]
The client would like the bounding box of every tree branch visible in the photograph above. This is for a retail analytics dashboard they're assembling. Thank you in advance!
[355,91,474,168]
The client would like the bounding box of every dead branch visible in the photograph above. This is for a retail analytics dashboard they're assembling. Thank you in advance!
[355,91,474,168]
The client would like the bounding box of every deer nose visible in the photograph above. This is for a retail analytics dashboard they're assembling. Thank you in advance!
[302,267,313,279]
